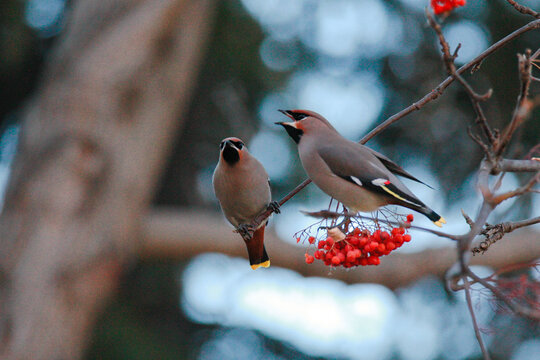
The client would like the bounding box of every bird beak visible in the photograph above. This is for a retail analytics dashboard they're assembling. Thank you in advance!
[222,139,234,151]
[274,121,298,129]
[277,109,296,121]
[221,140,241,164]
[276,110,299,128]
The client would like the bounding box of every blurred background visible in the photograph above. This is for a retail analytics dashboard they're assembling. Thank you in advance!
[1,0,539,359]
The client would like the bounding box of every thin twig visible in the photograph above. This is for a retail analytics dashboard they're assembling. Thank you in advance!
[467,270,540,320]
[462,275,492,360]
[470,217,540,255]
[426,11,495,147]
[492,171,539,204]
[301,209,460,240]
[506,0,540,18]
[241,19,540,238]
[361,19,540,144]
[496,50,534,156]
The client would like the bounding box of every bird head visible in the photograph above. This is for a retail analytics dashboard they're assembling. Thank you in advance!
[219,137,245,165]
[275,109,336,143]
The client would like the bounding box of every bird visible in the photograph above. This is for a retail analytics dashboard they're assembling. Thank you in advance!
[213,137,280,269]
[276,109,446,227]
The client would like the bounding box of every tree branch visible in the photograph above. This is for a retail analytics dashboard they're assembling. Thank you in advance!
[139,208,540,289]
[497,158,540,172]
[462,276,492,360]
[496,49,535,156]
[506,0,540,18]
[243,19,540,237]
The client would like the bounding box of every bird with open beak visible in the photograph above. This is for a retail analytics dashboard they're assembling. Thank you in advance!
[276,110,446,227]
[213,137,280,269]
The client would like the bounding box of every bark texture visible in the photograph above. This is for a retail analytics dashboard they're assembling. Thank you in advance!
[0,0,215,358]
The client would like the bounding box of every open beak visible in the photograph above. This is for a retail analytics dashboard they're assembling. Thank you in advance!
[277,109,296,121]
[275,110,298,128]
[275,112,303,144]
[274,120,298,128]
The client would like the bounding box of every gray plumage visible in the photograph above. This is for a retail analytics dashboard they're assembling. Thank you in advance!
[213,138,271,227]
[277,110,445,226]
[212,137,272,268]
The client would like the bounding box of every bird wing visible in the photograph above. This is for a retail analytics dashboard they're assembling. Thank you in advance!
[365,147,434,189]
[317,143,426,208]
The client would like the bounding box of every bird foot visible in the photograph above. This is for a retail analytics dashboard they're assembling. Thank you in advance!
[236,223,254,240]
[267,201,281,214]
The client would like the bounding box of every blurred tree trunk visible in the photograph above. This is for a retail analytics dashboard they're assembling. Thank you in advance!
[0,0,215,358]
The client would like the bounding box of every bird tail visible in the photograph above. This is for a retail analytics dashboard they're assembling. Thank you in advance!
[418,206,446,227]
[246,225,270,270]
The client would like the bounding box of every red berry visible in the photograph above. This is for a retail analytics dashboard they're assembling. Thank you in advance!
[324,259,332,266]
[386,242,396,251]
[360,258,368,266]
[308,236,315,244]
[325,252,333,261]
[326,238,335,247]
[331,256,341,265]
[407,214,414,222]
[296,237,301,243]
[381,231,390,241]
[318,240,326,249]
[346,251,356,262]
[359,237,369,247]
[403,234,411,242]
[377,243,386,252]
[305,254,314,264]
[353,227,361,235]
[314,250,323,259]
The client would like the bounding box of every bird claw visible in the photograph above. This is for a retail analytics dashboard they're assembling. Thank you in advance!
[267,201,281,214]
[236,224,254,240]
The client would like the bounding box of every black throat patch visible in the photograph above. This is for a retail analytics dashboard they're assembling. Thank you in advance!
[222,145,240,165]
[284,126,304,144]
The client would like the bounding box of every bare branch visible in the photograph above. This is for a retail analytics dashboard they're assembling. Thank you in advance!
[361,19,540,144]
[462,276,492,360]
[467,270,540,320]
[301,209,460,241]
[496,50,534,156]
[506,0,540,18]
[497,158,540,172]
[492,171,539,204]
[426,10,495,147]
[140,208,540,289]
[245,19,540,234]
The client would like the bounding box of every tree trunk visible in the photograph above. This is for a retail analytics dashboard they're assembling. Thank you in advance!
[0,0,215,358]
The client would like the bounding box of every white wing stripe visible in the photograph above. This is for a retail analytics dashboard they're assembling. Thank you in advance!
[350,176,363,186]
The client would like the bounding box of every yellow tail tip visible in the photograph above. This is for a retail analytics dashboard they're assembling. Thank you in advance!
[250,260,271,270]
[433,217,446,227]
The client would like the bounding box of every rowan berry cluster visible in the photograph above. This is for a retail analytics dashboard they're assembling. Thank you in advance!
[303,214,414,268]
[431,0,466,15]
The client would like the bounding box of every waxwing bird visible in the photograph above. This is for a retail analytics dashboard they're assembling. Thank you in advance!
[213,137,280,269]
[276,110,446,227]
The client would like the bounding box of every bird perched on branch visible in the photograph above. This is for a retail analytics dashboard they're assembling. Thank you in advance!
[213,137,280,269]
[276,110,446,227]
